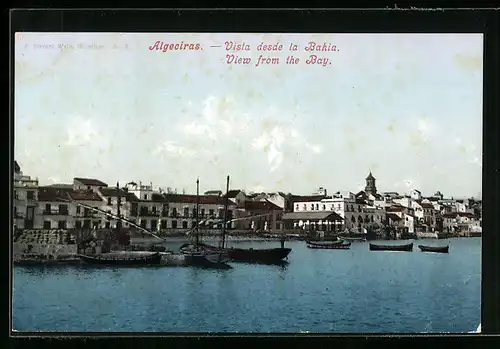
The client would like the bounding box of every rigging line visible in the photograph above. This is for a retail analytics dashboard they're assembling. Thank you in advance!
[56,196,165,241]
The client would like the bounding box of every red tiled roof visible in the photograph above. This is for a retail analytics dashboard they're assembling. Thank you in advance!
[74,177,108,187]
[225,189,243,198]
[68,190,103,202]
[125,193,139,202]
[100,188,128,197]
[386,205,404,212]
[420,202,435,209]
[237,200,282,211]
[288,195,326,202]
[162,194,230,205]
[387,213,402,221]
[38,186,72,202]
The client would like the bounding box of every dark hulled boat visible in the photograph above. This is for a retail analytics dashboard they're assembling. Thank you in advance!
[78,251,162,266]
[306,241,351,249]
[418,245,449,253]
[369,243,413,252]
[197,243,292,263]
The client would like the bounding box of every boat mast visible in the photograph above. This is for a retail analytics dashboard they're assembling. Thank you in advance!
[195,178,200,250]
[221,175,230,249]
[116,182,122,237]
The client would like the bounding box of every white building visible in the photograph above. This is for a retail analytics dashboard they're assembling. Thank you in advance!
[264,192,287,209]
[13,161,39,229]
[224,189,247,206]
[410,189,422,201]
[293,191,385,232]
[73,177,108,192]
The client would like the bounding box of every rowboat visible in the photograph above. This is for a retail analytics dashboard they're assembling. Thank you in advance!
[306,241,351,249]
[418,245,449,253]
[78,251,162,266]
[369,243,413,252]
[338,236,366,242]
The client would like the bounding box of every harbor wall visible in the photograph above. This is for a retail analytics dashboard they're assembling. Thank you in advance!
[13,243,77,257]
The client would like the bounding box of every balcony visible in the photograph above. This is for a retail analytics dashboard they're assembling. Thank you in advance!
[74,212,97,218]
[139,211,160,217]
[43,209,70,215]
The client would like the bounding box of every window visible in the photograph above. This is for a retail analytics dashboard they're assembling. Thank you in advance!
[59,204,68,214]
[105,222,111,229]
[201,208,205,217]
[182,221,188,229]
[172,208,178,217]
[151,220,158,231]
[192,208,197,218]
[303,204,306,210]
[160,220,167,229]
[75,221,82,229]
[144,194,148,200]
[315,204,319,210]
[276,222,281,230]
[310,204,314,210]
[45,204,51,213]
[172,220,178,229]
[295,204,299,211]
[209,209,214,217]
[76,206,81,214]
[14,206,17,217]
[322,204,326,210]
[351,216,356,223]
[152,206,157,214]
[184,207,189,217]
[14,190,18,199]
[43,221,51,229]
[27,191,34,200]
[58,221,66,229]
[87,186,91,190]
[141,220,147,228]
[192,221,197,228]
[94,221,100,228]
[107,197,112,205]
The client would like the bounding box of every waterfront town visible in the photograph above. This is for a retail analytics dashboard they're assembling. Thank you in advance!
[13,160,482,241]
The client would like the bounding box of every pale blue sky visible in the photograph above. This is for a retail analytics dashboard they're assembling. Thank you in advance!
[14,33,483,198]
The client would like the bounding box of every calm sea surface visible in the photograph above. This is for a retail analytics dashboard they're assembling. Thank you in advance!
[12,238,481,333]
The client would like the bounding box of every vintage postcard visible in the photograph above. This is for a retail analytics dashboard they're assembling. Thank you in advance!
[13,32,482,333]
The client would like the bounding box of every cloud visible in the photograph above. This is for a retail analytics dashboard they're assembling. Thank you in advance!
[65,115,98,146]
[155,141,196,158]
[305,143,323,154]
[168,95,323,173]
[183,122,216,139]
[47,176,61,183]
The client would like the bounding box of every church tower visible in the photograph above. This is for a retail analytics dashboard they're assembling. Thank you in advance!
[365,172,377,196]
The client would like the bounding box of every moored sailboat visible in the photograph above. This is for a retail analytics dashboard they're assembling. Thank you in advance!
[179,178,231,268]
[193,175,292,263]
